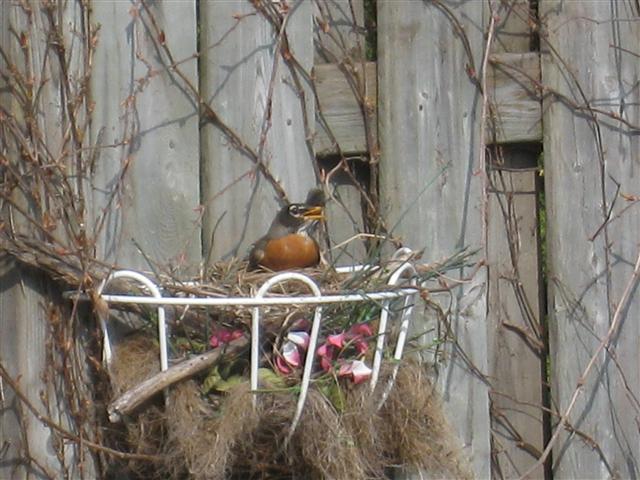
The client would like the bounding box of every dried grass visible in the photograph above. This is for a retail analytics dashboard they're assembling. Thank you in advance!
[110,334,160,395]
[377,363,474,479]
[109,335,472,479]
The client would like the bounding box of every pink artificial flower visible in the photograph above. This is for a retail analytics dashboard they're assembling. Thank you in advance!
[327,332,346,349]
[287,331,310,350]
[316,343,336,372]
[274,331,309,375]
[338,360,373,384]
[209,328,243,348]
[290,317,311,332]
[281,340,302,367]
[348,323,373,337]
[275,339,303,374]
[352,337,369,355]
[275,355,293,374]
[316,323,374,373]
[343,323,373,355]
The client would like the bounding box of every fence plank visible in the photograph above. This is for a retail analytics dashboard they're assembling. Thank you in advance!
[486,3,546,477]
[378,2,490,477]
[316,53,541,151]
[540,1,640,478]
[0,266,60,478]
[492,0,534,54]
[313,0,365,64]
[489,52,542,144]
[487,151,545,479]
[314,61,376,155]
[201,1,316,263]
[312,0,370,266]
[90,1,201,272]
[0,2,95,477]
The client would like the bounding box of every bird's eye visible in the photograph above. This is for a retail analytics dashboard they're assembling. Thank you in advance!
[288,205,302,217]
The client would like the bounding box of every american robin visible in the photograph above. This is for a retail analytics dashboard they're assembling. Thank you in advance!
[249,189,326,271]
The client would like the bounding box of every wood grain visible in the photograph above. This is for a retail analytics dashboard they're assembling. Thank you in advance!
[90,1,201,272]
[378,2,490,477]
[0,2,96,476]
[540,1,640,478]
[313,0,365,64]
[487,154,545,479]
[312,0,370,266]
[489,52,542,144]
[314,61,377,155]
[491,0,534,54]
[486,3,545,477]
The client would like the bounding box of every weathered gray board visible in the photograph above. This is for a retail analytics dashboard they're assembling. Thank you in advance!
[541,1,640,478]
[491,0,534,54]
[0,2,95,477]
[313,0,365,64]
[487,3,546,477]
[489,52,542,144]
[314,62,376,156]
[312,0,369,266]
[488,158,545,479]
[378,2,490,478]
[90,0,201,272]
[0,266,63,478]
[201,0,316,263]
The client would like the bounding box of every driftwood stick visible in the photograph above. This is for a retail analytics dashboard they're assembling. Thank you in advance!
[108,337,249,422]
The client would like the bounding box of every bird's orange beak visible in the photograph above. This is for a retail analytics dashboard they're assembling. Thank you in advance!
[302,205,324,221]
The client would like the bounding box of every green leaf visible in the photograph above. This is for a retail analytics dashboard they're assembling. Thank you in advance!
[173,337,207,354]
[202,366,223,394]
[202,365,246,393]
[321,378,346,412]
[212,375,245,392]
[258,368,288,389]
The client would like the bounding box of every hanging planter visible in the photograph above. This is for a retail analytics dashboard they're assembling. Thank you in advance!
[93,249,472,479]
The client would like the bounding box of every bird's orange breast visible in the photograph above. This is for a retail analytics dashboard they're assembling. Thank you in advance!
[260,234,320,271]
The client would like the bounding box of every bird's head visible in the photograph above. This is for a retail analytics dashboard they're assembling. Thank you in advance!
[265,189,326,238]
[279,203,325,231]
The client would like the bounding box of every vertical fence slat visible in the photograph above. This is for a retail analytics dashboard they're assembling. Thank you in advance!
[378,2,490,477]
[541,1,640,478]
[488,155,545,479]
[491,0,533,54]
[313,0,365,64]
[486,2,546,477]
[313,0,369,265]
[0,267,59,478]
[90,1,201,271]
[201,1,316,263]
[0,2,95,477]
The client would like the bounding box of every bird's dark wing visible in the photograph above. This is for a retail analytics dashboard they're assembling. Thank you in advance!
[248,236,267,269]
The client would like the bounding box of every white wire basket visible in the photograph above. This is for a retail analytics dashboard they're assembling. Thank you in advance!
[96,248,420,438]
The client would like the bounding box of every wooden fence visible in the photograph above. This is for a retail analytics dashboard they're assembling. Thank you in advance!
[1,1,639,478]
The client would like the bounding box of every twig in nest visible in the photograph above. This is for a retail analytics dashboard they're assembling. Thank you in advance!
[108,336,249,422]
